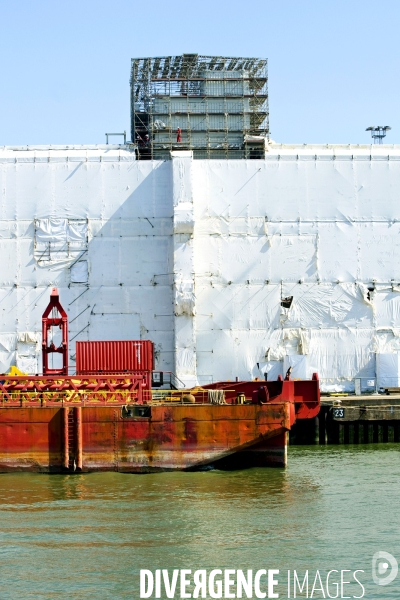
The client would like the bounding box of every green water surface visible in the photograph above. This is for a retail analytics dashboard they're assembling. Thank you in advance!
[0,445,399,599]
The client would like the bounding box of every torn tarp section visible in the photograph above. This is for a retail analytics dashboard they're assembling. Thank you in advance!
[34,218,88,266]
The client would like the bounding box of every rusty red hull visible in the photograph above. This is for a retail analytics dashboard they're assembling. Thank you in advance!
[0,403,292,473]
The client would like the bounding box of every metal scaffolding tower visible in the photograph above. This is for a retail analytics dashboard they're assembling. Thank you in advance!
[130,54,269,159]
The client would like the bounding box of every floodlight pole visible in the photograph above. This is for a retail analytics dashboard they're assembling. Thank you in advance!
[366,126,391,144]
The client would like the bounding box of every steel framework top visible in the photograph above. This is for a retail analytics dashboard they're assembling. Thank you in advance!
[130,54,269,160]
[131,54,267,78]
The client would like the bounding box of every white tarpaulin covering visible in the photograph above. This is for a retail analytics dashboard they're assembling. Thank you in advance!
[192,146,400,390]
[377,354,400,388]
[70,261,89,283]
[0,146,174,375]
[0,334,17,373]
[35,218,88,266]
[0,332,38,374]
[1,144,400,389]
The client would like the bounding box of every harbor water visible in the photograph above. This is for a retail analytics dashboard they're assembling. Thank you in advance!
[0,446,399,599]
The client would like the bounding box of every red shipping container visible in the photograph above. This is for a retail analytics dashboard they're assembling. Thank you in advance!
[76,341,154,375]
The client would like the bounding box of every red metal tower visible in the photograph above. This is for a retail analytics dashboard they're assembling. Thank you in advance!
[42,287,68,375]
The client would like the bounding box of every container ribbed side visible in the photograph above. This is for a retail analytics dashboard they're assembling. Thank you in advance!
[76,341,154,375]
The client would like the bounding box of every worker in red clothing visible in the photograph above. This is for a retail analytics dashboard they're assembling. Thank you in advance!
[176,128,182,143]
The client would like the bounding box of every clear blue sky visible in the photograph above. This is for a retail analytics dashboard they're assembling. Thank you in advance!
[1,0,399,146]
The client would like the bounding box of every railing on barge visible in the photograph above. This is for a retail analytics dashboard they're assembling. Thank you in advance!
[0,376,320,416]
[0,375,145,406]
[0,376,223,406]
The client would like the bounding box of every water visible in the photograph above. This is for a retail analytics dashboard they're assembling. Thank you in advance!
[0,445,399,599]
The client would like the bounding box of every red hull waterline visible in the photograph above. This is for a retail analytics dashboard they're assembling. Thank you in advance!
[0,377,320,473]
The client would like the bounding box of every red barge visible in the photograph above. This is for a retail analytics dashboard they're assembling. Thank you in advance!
[0,290,320,473]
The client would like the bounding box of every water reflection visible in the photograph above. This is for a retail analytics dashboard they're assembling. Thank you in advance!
[0,446,398,598]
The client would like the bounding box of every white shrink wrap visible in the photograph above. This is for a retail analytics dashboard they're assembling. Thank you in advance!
[1,144,400,387]
[377,354,400,389]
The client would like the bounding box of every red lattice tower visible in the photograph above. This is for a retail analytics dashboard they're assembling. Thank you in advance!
[42,287,68,375]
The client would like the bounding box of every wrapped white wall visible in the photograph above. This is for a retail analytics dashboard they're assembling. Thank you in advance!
[172,151,197,387]
[0,146,175,375]
[1,143,400,390]
[193,145,400,391]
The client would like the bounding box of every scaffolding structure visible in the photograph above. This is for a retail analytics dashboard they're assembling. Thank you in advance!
[130,54,269,159]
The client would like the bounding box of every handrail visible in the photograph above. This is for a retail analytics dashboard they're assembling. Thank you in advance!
[0,375,145,405]
[151,371,186,389]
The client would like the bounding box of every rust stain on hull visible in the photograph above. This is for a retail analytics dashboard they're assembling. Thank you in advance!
[0,403,292,473]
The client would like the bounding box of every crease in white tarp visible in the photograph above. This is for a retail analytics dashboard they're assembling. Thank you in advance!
[34,218,88,266]
[257,361,283,380]
[172,153,197,387]
[377,354,400,387]
[0,334,17,353]
[173,203,195,235]
[35,218,87,243]
[175,347,197,372]
[174,280,196,316]
[0,351,16,373]
[70,261,88,283]
[372,329,400,354]
[17,332,40,343]
[0,334,18,372]
[282,283,373,328]
[16,356,37,374]
[17,342,37,356]
[0,332,40,374]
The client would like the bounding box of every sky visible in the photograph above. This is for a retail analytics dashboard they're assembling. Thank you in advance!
[0,0,399,146]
